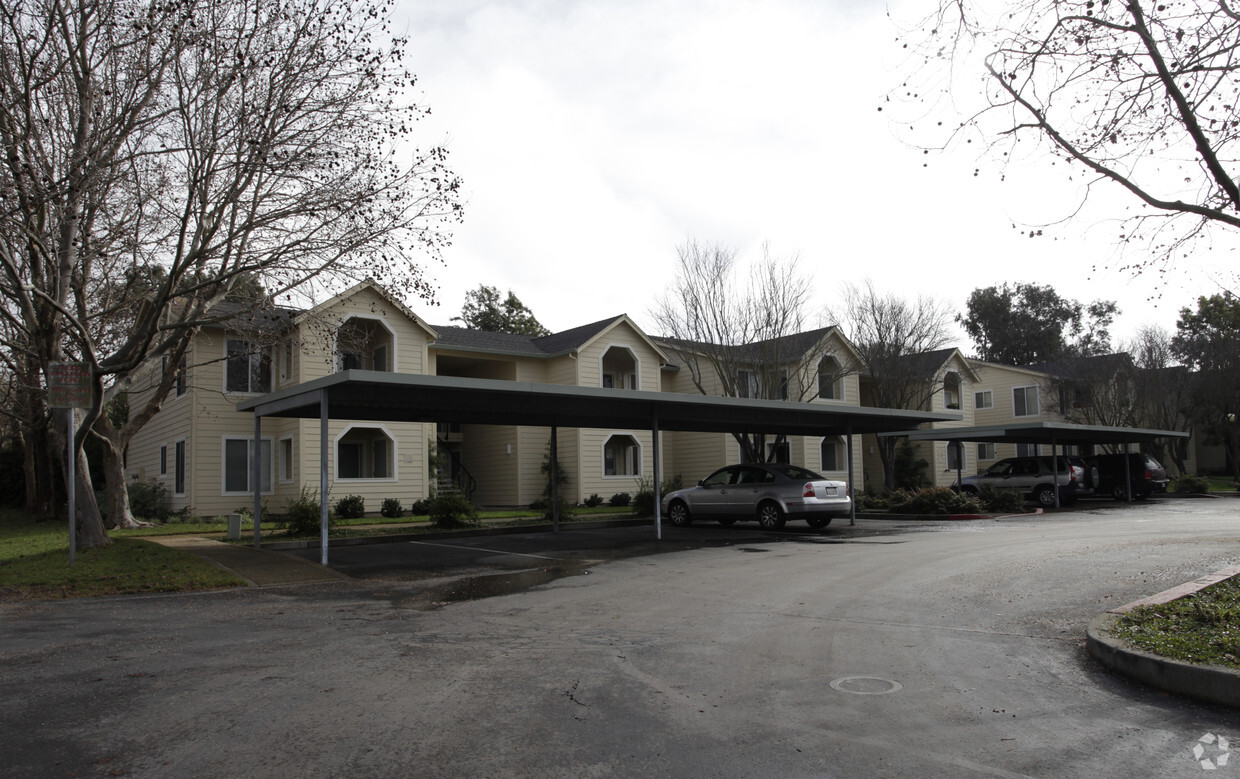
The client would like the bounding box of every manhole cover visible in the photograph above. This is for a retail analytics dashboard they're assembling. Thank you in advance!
[829,676,903,695]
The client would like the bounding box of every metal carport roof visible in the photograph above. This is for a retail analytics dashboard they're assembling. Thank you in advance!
[239,370,962,435]
[884,421,1189,446]
[880,422,1189,508]
[238,370,963,564]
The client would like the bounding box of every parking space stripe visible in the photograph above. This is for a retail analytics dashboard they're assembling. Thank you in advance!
[406,540,564,561]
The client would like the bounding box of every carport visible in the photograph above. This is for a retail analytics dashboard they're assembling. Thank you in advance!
[238,370,961,564]
[884,422,1190,507]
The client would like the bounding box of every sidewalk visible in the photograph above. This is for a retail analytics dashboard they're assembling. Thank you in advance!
[145,536,351,586]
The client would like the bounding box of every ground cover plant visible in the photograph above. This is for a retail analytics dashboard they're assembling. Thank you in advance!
[1114,576,1240,670]
[0,510,244,599]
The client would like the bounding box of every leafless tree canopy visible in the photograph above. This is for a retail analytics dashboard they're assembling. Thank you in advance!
[831,280,955,488]
[895,0,1240,269]
[0,0,462,544]
[650,240,839,463]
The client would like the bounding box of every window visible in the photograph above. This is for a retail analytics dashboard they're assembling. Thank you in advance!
[601,346,639,390]
[223,437,272,494]
[372,345,388,373]
[1013,385,1040,417]
[946,441,963,470]
[279,437,294,482]
[280,339,294,383]
[943,372,962,410]
[336,317,395,373]
[1016,443,1038,457]
[159,445,168,477]
[818,358,841,400]
[335,426,395,480]
[820,438,842,471]
[975,390,993,410]
[977,443,996,461]
[603,434,641,476]
[174,440,186,495]
[737,370,757,398]
[226,340,271,394]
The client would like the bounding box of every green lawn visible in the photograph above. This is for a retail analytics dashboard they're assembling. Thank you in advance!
[0,511,246,600]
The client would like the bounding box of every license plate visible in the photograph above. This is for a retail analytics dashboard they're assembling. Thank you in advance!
[824,487,836,496]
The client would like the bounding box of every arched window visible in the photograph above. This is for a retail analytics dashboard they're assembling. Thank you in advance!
[336,426,396,480]
[943,371,962,410]
[601,346,639,390]
[820,437,844,471]
[818,357,842,400]
[603,434,641,476]
[336,316,395,372]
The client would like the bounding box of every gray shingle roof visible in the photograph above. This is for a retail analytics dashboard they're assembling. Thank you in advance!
[431,316,627,356]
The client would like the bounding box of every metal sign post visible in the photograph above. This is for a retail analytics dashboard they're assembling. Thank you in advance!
[49,362,92,566]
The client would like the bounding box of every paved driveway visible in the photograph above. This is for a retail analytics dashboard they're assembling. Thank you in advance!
[3,497,1239,777]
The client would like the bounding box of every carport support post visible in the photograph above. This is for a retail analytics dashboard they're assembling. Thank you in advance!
[551,425,559,533]
[1051,437,1061,509]
[252,415,262,548]
[652,413,662,540]
[846,425,855,526]
[320,392,330,565]
[1122,440,1133,501]
[954,441,963,495]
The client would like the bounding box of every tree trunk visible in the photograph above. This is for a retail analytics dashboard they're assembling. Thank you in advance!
[878,438,897,491]
[73,445,110,549]
[98,435,137,529]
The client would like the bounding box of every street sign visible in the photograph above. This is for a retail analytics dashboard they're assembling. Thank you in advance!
[49,362,92,408]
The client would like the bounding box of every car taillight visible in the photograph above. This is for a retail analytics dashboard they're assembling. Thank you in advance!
[1143,469,1152,479]
[804,483,814,498]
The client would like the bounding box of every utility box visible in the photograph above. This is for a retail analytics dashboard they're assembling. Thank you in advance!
[227,513,242,540]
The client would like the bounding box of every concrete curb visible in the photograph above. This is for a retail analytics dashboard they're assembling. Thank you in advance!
[1086,566,1240,709]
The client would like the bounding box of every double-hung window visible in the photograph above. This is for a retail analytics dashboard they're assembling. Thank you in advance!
[226,340,271,394]
[223,438,272,494]
[1013,385,1039,417]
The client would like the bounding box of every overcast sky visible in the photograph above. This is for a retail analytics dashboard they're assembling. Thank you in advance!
[391,0,1235,349]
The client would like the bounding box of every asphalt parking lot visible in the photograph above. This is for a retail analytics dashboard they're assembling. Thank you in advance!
[4,496,1240,778]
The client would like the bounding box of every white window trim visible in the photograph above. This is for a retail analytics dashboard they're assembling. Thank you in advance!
[1013,385,1041,418]
[173,438,188,497]
[221,435,274,496]
[332,424,399,482]
[598,344,640,390]
[820,436,844,472]
[334,314,398,373]
[975,389,994,410]
[817,357,844,402]
[977,442,997,461]
[279,436,295,483]
[601,432,642,478]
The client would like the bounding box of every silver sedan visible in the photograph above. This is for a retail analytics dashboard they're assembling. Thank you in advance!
[661,463,851,530]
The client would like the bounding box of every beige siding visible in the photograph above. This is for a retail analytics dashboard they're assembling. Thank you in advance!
[460,424,520,507]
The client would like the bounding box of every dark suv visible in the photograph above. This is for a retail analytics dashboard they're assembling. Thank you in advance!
[1086,453,1169,501]
[959,455,1097,507]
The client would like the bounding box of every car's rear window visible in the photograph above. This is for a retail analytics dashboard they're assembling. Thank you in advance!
[766,464,825,481]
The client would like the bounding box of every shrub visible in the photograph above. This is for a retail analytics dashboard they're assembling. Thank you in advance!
[977,485,1026,514]
[380,498,404,518]
[1172,474,1212,494]
[127,479,171,522]
[855,489,895,511]
[584,493,603,508]
[409,498,431,516]
[284,488,326,536]
[888,487,983,515]
[333,494,366,519]
[430,492,478,528]
[609,492,631,507]
[631,475,683,518]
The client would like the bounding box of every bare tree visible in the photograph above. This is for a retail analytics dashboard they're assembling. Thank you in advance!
[895,0,1240,269]
[0,0,462,546]
[1126,325,1193,474]
[651,240,843,464]
[830,280,955,489]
